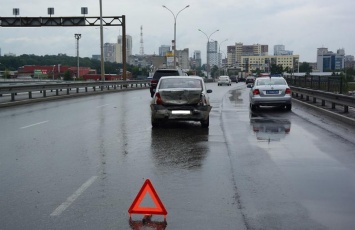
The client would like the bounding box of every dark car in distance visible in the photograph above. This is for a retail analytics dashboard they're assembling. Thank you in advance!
[149,68,186,97]
[245,76,256,84]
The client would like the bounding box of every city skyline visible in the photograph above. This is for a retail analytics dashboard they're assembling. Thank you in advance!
[0,0,354,63]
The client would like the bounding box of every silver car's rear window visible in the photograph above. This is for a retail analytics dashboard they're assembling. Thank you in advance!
[159,78,202,89]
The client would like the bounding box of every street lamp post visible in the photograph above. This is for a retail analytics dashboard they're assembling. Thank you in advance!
[198,29,219,78]
[74,34,81,81]
[218,39,228,68]
[99,0,105,81]
[162,5,190,68]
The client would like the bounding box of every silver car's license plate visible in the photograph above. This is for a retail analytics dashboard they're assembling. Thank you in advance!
[266,90,279,94]
[172,110,191,115]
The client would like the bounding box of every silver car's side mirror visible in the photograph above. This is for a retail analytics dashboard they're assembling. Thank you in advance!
[207,89,212,93]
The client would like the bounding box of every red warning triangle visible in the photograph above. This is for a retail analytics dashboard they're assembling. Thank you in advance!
[128,179,167,215]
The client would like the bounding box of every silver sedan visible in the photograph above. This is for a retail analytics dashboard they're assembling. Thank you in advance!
[150,76,212,128]
[249,77,292,111]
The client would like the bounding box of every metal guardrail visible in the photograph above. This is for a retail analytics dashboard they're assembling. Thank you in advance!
[0,80,150,106]
[291,86,355,113]
[285,75,355,95]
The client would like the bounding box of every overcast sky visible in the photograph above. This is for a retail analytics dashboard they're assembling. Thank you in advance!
[0,0,354,63]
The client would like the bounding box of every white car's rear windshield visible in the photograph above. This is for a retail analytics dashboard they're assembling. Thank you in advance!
[256,78,286,86]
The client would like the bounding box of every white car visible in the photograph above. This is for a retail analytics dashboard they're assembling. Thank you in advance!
[217,76,231,86]
[150,76,212,128]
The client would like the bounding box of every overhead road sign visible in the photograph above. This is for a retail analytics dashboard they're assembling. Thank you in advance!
[0,16,124,27]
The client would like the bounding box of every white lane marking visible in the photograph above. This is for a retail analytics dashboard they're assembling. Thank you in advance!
[50,176,98,217]
[96,104,109,108]
[20,121,49,129]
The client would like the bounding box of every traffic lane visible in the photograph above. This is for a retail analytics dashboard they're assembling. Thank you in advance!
[0,95,123,229]
[47,87,247,229]
[222,87,355,229]
[0,87,247,229]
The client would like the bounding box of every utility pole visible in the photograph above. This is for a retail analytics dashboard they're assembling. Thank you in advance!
[99,0,105,81]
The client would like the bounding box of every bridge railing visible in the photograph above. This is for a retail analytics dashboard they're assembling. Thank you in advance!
[285,75,347,94]
[0,80,150,106]
[290,86,355,113]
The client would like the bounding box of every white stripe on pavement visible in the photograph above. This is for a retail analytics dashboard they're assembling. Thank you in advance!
[20,121,49,129]
[50,176,98,217]
[96,104,110,108]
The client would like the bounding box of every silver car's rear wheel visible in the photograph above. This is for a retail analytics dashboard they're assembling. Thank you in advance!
[286,104,292,111]
[151,116,159,128]
[201,116,209,128]
[250,103,258,111]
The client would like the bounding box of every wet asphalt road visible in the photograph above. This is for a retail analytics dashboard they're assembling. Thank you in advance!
[1,82,355,230]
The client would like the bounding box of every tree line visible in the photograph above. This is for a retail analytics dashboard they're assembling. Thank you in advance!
[0,54,150,79]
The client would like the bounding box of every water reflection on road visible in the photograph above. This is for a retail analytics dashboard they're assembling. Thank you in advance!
[150,122,209,170]
[249,107,292,143]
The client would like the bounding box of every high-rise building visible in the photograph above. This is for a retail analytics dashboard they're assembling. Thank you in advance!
[116,35,133,63]
[104,43,116,63]
[241,54,300,73]
[316,47,344,72]
[231,43,268,67]
[176,48,190,70]
[344,55,355,69]
[274,45,293,55]
[159,45,170,56]
[207,41,218,67]
[193,50,201,68]
[227,46,236,67]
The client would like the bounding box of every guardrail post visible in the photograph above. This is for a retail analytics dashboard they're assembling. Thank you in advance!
[76,88,79,93]
[43,90,46,97]
[322,100,325,106]
[93,86,96,91]
[306,95,309,101]
[67,88,70,94]
[29,91,32,99]
[304,76,306,87]
[313,97,316,103]
[344,105,349,113]
[56,89,59,96]
[340,77,343,94]
[11,93,15,101]
[332,103,335,109]
[85,87,88,92]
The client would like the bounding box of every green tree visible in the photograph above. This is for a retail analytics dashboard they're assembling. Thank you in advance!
[270,64,284,74]
[4,69,11,79]
[63,70,73,81]
[299,62,313,74]
[211,65,219,79]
